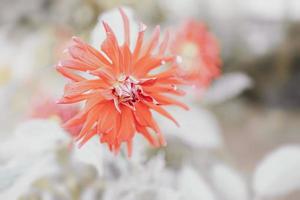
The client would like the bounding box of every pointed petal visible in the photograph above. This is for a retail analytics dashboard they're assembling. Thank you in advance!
[101,21,120,71]
[78,127,98,147]
[68,45,103,69]
[120,44,132,75]
[97,102,117,133]
[63,80,107,98]
[126,139,133,157]
[134,103,165,145]
[150,93,189,110]
[63,111,88,128]
[117,105,135,141]
[56,66,85,82]
[133,22,146,61]
[89,68,115,85]
[143,101,179,126]
[158,30,170,56]
[59,59,98,71]
[136,125,159,147]
[72,36,111,66]
[142,25,160,56]
[57,92,95,104]
[119,7,130,46]
[76,106,101,140]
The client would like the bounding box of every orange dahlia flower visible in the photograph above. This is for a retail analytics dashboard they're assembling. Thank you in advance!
[56,8,187,156]
[170,20,221,88]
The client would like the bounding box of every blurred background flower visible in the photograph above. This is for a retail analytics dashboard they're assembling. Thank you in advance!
[0,0,300,200]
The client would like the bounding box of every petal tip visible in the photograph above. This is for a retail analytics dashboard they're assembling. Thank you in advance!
[139,22,147,32]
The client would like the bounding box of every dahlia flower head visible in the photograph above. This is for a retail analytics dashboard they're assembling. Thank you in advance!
[170,19,221,88]
[56,8,188,156]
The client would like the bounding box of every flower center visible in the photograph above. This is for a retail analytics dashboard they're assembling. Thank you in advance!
[112,75,141,107]
[180,42,201,72]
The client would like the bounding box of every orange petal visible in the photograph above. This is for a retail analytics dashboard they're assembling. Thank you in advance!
[89,68,115,85]
[56,65,85,82]
[57,93,94,104]
[63,93,104,128]
[142,25,160,57]
[150,93,189,110]
[97,101,117,133]
[119,8,130,46]
[63,80,107,98]
[134,102,153,127]
[59,59,98,71]
[133,56,162,77]
[63,111,88,128]
[76,106,100,141]
[126,139,133,157]
[117,105,135,142]
[143,101,179,127]
[78,127,98,147]
[68,45,103,69]
[101,22,120,72]
[136,125,159,147]
[133,22,146,61]
[120,44,132,75]
[72,36,111,66]
[143,84,185,96]
[134,56,176,77]
[158,30,170,56]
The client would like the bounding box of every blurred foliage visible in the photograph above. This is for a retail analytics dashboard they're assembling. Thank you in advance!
[228,22,300,109]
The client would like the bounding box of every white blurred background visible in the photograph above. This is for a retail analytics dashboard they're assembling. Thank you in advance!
[1,0,300,199]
